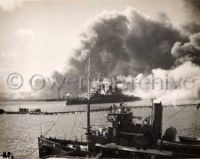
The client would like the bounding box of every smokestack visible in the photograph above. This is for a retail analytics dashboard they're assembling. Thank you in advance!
[152,102,163,145]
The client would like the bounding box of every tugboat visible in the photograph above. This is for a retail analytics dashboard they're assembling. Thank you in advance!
[38,102,173,158]
[38,55,200,158]
[38,102,200,158]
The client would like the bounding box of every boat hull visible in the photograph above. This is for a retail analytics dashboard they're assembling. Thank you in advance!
[160,140,200,158]
[38,137,200,158]
[66,95,140,105]
[38,137,90,158]
[179,136,200,144]
[38,137,173,159]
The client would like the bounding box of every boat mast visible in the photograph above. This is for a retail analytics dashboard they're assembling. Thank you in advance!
[87,55,91,135]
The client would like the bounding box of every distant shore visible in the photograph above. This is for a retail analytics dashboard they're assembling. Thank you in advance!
[0,98,65,102]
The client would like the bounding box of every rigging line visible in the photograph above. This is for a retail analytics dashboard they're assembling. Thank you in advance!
[22,141,46,159]
[79,112,85,141]
[100,113,104,127]
[99,111,106,127]
[80,114,85,127]
[22,114,78,159]
[78,113,82,140]
[23,134,73,159]
[76,112,82,134]
[23,131,76,159]
[194,107,200,137]
[64,114,72,139]
[164,98,199,123]
[69,113,79,139]
[22,137,56,159]
[64,114,75,139]
[80,113,85,141]
[75,113,82,139]
[43,113,61,137]
[76,112,83,135]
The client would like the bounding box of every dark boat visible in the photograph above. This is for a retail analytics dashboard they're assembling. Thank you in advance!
[0,109,4,114]
[38,56,200,158]
[38,101,200,158]
[38,102,173,158]
[160,140,200,158]
[179,136,200,144]
[65,76,140,105]
[66,93,140,105]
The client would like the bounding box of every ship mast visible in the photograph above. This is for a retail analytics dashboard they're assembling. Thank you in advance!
[87,55,91,135]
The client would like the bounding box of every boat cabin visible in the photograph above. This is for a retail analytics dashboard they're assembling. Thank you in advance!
[88,103,156,149]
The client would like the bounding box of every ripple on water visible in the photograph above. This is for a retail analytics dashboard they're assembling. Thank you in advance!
[0,100,199,158]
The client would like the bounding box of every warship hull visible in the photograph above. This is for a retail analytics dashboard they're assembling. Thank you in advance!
[66,95,140,105]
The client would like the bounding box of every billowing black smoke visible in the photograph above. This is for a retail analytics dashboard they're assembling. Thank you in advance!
[172,32,200,65]
[69,8,186,77]
[39,7,200,99]
[182,22,200,35]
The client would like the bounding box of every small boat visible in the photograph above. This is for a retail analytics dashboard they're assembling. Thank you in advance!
[179,136,200,144]
[0,109,4,114]
[38,102,171,158]
[38,55,200,158]
[0,152,14,159]
[160,140,200,158]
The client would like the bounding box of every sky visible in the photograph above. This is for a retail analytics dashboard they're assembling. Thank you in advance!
[0,0,191,76]
[0,0,199,100]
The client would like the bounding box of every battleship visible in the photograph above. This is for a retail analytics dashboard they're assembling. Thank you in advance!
[66,79,140,105]
[38,56,200,158]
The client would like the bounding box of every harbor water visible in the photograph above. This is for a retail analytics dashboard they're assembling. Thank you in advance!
[0,99,199,159]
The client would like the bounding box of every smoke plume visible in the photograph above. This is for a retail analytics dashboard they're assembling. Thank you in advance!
[69,8,186,77]
[171,32,200,65]
[37,7,200,100]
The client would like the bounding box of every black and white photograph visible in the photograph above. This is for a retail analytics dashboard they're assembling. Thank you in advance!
[0,0,200,158]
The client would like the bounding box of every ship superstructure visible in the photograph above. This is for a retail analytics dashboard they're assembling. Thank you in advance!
[38,56,200,158]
